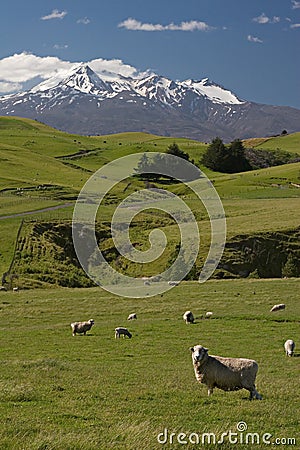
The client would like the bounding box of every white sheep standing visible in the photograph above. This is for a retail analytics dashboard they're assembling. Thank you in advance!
[284,339,295,357]
[71,319,94,336]
[270,303,285,312]
[115,327,132,339]
[190,345,262,400]
[183,310,194,324]
[127,313,137,320]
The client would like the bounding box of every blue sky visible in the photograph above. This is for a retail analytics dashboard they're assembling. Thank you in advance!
[0,0,299,108]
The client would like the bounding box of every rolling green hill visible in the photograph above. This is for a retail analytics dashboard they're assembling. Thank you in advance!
[0,116,299,288]
[243,132,300,154]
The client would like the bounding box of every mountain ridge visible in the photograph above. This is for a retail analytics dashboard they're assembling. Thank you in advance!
[0,64,299,142]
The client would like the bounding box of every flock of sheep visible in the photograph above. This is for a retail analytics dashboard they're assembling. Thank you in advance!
[70,301,296,401]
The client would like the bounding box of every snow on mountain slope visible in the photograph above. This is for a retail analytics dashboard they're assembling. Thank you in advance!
[182,78,244,105]
[25,64,244,106]
[30,63,113,96]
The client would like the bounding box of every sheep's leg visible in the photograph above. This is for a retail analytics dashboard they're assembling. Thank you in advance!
[254,389,262,400]
[208,387,214,396]
[249,387,262,400]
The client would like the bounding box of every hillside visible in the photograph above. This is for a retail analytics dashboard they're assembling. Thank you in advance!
[0,117,299,288]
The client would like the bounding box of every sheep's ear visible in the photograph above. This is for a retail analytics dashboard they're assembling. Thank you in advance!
[203,347,208,353]
[190,347,194,352]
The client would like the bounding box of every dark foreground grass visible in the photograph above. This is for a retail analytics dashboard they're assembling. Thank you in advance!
[0,279,299,449]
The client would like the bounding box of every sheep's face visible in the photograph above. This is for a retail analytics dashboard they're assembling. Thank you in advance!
[89,319,94,325]
[190,345,208,364]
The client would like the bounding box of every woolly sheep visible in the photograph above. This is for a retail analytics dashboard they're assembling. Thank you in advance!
[183,310,194,324]
[127,313,137,320]
[71,319,94,336]
[284,339,295,357]
[205,311,213,319]
[270,303,285,312]
[115,327,132,339]
[190,345,262,400]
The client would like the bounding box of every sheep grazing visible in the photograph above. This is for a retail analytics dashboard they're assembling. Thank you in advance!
[284,339,295,357]
[205,311,213,319]
[127,313,137,320]
[190,345,262,400]
[115,327,132,339]
[270,303,285,312]
[183,311,194,324]
[71,319,94,336]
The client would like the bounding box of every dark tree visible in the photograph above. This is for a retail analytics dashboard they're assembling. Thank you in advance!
[201,137,228,172]
[225,139,251,173]
[166,142,190,161]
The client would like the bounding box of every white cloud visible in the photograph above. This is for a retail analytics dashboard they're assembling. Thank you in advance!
[53,44,69,50]
[41,9,67,21]
[252,13,280,24]
[290,23,300,28]
[0,53,72,83]
[77,17,91,25]
[89,58,152,79]
[291,1,300,9]
[0,81,23,94]
[118,18,214,32]
[247,35,263,43]
[0,52,150,94]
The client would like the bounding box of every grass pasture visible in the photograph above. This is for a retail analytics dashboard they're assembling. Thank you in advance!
[0,279,299,449]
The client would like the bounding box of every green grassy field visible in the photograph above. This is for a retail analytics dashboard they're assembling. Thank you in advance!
[244,132,300,154]
[0,117,299,449]
[0,279,299,449]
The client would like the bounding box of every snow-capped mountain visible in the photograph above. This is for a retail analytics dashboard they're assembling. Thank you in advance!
[1,64,299,141]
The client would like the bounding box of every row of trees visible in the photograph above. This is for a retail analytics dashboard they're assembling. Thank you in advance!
[135,135,294,179]
[135,138,254,181]
[134,143,199,181]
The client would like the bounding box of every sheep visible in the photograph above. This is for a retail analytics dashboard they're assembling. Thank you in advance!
[71,319,94,336]
[270,303,285,312]
[127,313,137,320]
[284,339,295,357]
[168,281,179,286]
[205,311,213,319]
[183,310,194,324]
[115,327,132,339]
[190,345,262,400]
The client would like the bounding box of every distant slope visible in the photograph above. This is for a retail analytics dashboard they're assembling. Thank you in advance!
[244,132,300,153]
